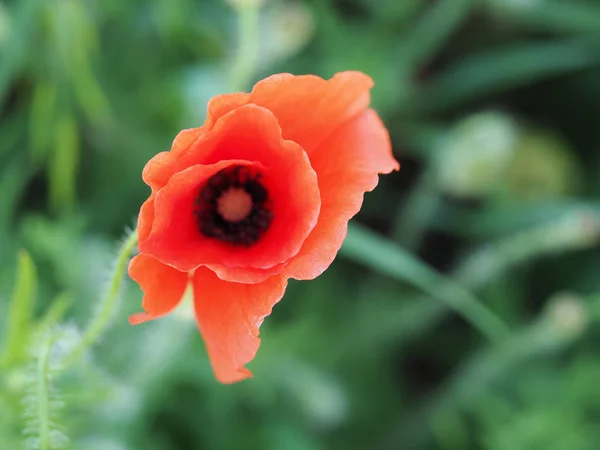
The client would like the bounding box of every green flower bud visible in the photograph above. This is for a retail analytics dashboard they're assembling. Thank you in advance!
[436,111,518,198]
[263,2,315,64]
[505,129,580,200]
[546,292,588,340]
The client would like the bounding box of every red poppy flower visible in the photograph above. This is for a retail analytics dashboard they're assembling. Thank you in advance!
[128,71,399,383]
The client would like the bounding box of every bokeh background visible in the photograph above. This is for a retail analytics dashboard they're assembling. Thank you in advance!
[2,0,600,449]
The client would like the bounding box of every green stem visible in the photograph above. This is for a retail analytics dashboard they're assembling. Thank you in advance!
[229,4,261,92]
[429,279,508,343]
[393,167,440,251]
[61,229,138,369]
[370,209,600,346]
[37,333,56,450]
[455,209,600,288]
[385,292,597,449]
[402,0,474,69]
[342,224,510,343]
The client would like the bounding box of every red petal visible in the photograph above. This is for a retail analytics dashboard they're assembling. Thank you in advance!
[129,312,158,325]
[141,94,249,192]
[128,254,189,322]
[140,106,320,281]
[192,267,287,383]
[205,92,250,128]
[139,160,259,271]
[189,72,373,158]
[249,71,373,156]
[140,72,371,194]
[206,261,285,284]
[137,193,156,242]
[142,128,206,191]
[285,109,399,280]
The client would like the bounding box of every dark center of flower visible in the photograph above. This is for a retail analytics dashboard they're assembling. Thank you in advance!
[195,165,273,246]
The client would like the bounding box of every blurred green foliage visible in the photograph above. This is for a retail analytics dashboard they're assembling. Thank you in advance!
[1,0,600,449]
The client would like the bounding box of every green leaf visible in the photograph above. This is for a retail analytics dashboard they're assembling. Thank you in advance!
[29,80,58,165]
[0,155,30,231]
[412,39,600,113]
[401,0,475,67]
[0,0,39,109]
[489,0,600,35]
[49,113,79,215]
[0,250,38,367]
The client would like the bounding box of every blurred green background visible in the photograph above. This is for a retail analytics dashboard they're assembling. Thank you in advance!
[2,0,600,449]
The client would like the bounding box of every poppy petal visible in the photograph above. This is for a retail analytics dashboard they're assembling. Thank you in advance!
[141,95,250,192]
[249,71,374,155]
[129,312,158,325]
[206,261,285,284]
[137,193,156,242]
[139,72,371,193]
[142,128,207,191]
[285,109,400,280]
[188,72,373,156]
[128,254,189,320]
[192,267,287,383]
[142,151,177,191]
[205,92,250,128]
[140,160,258,270]
[140,106,320,280]
[141,159,316,281]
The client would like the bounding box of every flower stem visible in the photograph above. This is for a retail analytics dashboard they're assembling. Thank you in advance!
[342,224,510,343]
[388,292,597,448]
[61,228,138,369]
[393,167,440,251]
[229,3,261,92]
[455,208,600,288]
[36,332,55,450]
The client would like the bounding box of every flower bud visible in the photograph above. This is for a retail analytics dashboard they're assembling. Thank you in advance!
[546,292,588,339]
[262,2,315,64]
[505,129,580,200]
[556,209,600,249]
[436,111,518,198]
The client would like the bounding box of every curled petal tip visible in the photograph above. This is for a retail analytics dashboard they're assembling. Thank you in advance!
[129,312,157,325]
[217,367,254,384]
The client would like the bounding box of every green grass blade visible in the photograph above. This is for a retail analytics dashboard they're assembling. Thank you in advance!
[413,39,600,113]
[341,223,510,342]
